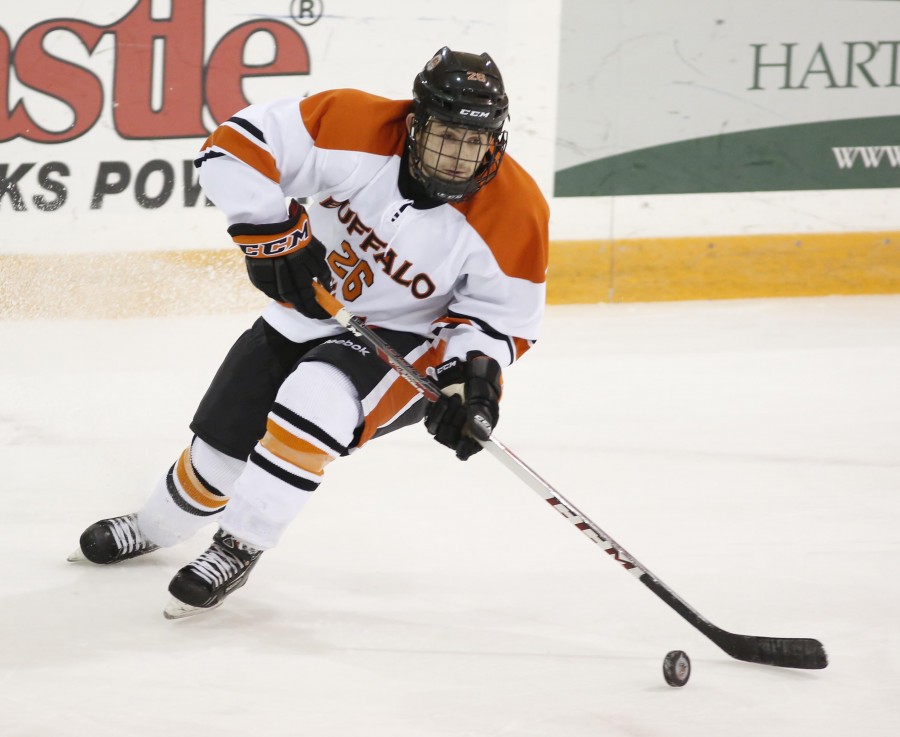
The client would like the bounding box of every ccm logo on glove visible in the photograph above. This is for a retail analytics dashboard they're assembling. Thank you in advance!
[425,351,502,461]
[229,200,333,320]
[231,203,312,258]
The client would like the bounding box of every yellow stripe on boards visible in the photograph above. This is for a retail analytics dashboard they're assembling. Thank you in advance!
[0,250,267,319]
[547,232,900,304]
[1,232,898,318]
[545,241,613,304]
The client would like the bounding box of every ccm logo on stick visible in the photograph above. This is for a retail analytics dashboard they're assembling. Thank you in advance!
[459,109,489,118]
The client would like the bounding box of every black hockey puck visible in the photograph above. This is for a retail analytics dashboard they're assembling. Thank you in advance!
[663,650,691,687]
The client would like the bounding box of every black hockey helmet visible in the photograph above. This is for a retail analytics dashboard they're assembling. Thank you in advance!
[408,47,509,202]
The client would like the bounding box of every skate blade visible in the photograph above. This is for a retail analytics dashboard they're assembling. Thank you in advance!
[163,597,223,620]
[67,548,86,563]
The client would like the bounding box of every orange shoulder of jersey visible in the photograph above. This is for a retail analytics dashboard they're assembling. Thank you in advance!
[453,156,550,284]
[300,89,410,156]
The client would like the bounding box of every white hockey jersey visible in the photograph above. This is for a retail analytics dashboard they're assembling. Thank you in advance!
[196,89,549,368]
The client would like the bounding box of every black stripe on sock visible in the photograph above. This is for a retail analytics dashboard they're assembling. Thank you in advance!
[191,463,226,498]
[188,438,228,498]
[271,403,349,457]
[165,464,222,517]
[249,450,320,491]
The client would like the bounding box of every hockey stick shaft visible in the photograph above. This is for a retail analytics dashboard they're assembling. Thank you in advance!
[313,283,827,669]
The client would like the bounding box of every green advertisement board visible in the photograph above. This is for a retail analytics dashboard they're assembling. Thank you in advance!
[555,0,900,196]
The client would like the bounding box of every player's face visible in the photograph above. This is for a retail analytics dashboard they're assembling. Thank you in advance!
[417,119,491,182]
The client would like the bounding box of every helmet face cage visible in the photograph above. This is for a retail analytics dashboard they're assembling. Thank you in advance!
[408,47,510,202]
[408,115,508,202]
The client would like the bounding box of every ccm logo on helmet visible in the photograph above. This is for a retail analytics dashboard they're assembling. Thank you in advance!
[459,108,490,118]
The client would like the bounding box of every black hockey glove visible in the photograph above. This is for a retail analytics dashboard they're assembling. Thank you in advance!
[424,351,502,461]
[229,200,333,320]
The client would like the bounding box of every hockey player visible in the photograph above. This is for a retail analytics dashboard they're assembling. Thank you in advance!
[69,47,549,619]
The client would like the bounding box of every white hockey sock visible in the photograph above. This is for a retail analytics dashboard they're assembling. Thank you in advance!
[138,437,245,547]
[220,361,361,549]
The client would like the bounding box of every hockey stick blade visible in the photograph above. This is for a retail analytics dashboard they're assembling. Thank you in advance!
[641,575,827,669]
[713,631,827,670]
[312,283,828,670]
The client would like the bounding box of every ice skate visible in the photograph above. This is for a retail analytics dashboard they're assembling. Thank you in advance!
[163,528,262,619]
[68,513,160,564]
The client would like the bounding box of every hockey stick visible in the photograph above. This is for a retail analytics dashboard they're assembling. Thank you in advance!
[313,283,828,670]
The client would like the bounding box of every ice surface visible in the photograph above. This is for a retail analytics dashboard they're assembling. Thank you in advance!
[2,296,899,736]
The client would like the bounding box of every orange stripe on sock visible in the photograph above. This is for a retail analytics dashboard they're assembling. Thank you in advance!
[260,420,334,476]
[176,447,229,510]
